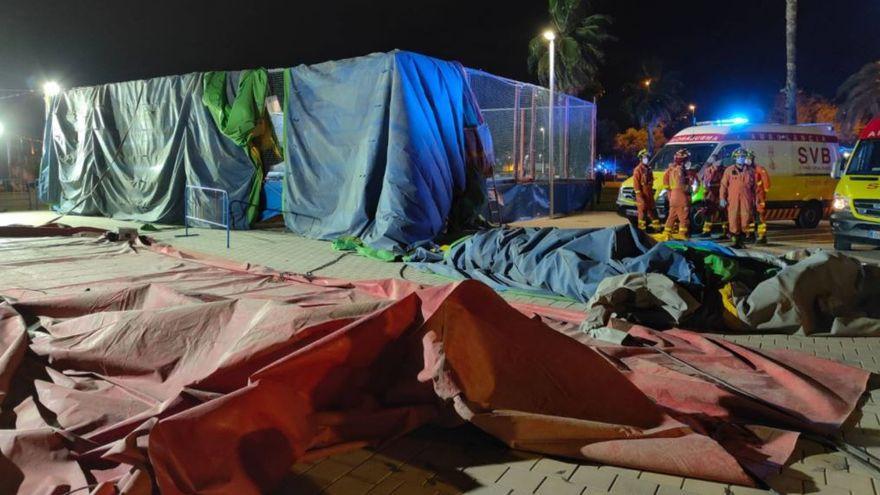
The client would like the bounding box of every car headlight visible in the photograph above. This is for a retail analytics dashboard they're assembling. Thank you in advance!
[832,193,849,211]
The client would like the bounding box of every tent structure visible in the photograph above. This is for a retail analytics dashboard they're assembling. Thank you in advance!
[39,50,598,252]
[38,51,499,253]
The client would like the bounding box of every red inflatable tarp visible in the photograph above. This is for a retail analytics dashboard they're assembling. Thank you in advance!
[0,228,869,494]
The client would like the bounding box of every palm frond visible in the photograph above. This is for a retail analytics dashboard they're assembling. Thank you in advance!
[837,61,880,131]
[528,0,613,97]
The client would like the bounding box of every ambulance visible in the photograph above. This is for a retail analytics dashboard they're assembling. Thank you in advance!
[617,122,840,232]
[830,118,880,249]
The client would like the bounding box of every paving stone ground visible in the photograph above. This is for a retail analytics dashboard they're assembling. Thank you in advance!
[2,211,879,494]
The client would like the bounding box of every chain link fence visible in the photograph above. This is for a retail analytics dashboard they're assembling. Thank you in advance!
[465,68,596,182]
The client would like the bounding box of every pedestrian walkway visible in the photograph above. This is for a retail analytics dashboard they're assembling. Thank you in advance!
[1,210,878,494]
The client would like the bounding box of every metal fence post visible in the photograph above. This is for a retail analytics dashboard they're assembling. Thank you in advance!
[563,97,570,179]
[528,90,537,179]
[512,84,520,180]
[184,186,189,237]
[225,193,230,249]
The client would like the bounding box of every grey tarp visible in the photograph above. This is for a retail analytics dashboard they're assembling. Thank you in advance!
[39,73,257,228]
[733,250,880,335]
[581,273,701,331]
[281,51,479,253]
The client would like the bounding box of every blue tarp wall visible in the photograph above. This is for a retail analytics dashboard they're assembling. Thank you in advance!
[280,50,480,253]
[490,179,594,222]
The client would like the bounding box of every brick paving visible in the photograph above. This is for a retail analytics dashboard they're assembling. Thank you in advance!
[2,211,880,494]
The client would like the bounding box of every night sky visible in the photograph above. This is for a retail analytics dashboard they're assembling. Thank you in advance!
[2,0,878,140]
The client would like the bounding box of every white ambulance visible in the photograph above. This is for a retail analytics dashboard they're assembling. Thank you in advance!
[617,123,840,230]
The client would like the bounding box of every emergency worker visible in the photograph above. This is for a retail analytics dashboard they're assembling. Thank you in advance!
[748,149,771,244]
[720,148,756,248]
[632,149,660,232]
[698,154,725,237]
[662,149,692,240]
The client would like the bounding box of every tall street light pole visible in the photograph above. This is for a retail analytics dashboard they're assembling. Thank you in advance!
[543,29,556,217]
[689,104,697,126]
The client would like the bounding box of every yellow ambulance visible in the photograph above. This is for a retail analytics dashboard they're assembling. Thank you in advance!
[830,118,880,249]
[617,122,840,232]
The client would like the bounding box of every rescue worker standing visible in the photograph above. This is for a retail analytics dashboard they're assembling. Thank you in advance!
[662,149,692,240]
[698,154,725,237]
[632,149,660,232]
[748,149,771,244]
[720,148,756,248]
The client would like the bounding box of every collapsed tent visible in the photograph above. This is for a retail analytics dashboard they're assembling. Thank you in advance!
[39,51,491,253]
[0,227,869,494]
[408,224,703,301]
[409,225,880,335]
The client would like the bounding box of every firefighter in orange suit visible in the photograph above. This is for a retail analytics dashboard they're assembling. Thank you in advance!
[720,148,757,248]
[632,149,660,232]
[662,149,692,240]
[747,149,771,244]
[698,154,725,237]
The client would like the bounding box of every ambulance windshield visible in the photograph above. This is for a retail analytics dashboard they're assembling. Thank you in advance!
[846,139,880,175]
[650,144,717,171]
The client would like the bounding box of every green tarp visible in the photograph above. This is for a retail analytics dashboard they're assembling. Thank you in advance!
[202,69,279,225]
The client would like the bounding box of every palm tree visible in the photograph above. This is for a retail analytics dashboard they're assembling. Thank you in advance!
[527,0,614,96]
[837,61,880,132]
[621,60,683,155]
[784,0,798,124]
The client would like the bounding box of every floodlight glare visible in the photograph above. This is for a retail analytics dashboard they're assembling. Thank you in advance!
[542,30,556,41]
[43,81,61,97]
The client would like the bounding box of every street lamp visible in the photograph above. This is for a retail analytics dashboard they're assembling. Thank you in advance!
[688,104,697,125]
[42,81,61,97]
[643,79,652,89]
[542,29,556,217]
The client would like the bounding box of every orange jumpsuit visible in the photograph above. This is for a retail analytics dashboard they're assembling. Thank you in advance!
[632,162,657,229]
[699,163,725,234]
[662,163,690,236]
[753,164,771,238]
[720,165,756,235]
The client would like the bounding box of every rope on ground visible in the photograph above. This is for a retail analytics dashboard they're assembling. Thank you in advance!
[303,252,350,280]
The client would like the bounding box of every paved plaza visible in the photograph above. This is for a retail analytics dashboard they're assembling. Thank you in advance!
[2,210,880,494]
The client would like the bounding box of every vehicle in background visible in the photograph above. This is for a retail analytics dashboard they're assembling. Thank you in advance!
[617,123,840,232]
[830,118,880,250]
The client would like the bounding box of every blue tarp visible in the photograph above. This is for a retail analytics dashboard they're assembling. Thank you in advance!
[260,175,284,221]
[281,51,480,253]
[408,224,702,302]
[489,180,593,222]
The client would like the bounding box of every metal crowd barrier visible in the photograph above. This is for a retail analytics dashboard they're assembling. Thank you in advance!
[184,185,231,248]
